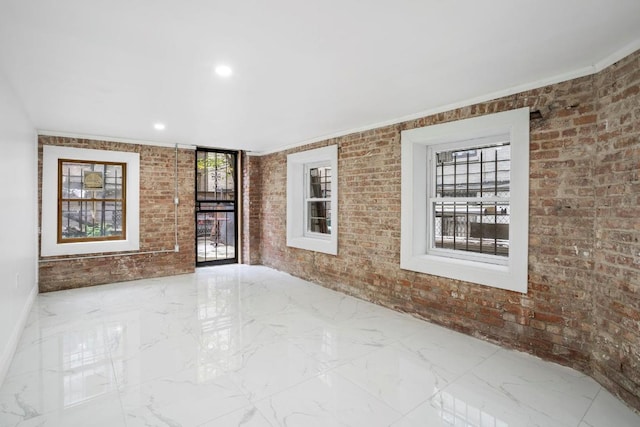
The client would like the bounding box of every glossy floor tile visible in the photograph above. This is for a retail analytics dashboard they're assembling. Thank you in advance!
[1,265,638,427]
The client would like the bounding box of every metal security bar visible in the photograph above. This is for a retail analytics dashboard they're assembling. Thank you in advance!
[432,143,510,257]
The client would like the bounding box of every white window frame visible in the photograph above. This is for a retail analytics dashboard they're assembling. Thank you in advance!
[400,108,529,293]
[41,145,140,256]
[287,145,338,255]
[427,135,511,266]
[304,161,332,238]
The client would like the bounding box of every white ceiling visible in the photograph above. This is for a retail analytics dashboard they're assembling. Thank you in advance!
[1,1,639,154]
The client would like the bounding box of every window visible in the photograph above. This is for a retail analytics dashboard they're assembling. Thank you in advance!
[306,164,332,235]
[429,138,511,263]
[42,145,140,257]
[287,145,338,255]
[401,108,529,293]
[58,160,126,243]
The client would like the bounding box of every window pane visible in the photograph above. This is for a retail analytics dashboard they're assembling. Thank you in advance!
[196,152,235,201]
[433,201,509,257]
[60,162,124,199]
[435,144,510,198]
[309,166,331,198]
[104,165,124,199]
[308,201,331,234]
[61,200,124,239]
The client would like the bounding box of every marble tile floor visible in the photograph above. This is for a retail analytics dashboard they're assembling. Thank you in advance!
[1,265,638,427]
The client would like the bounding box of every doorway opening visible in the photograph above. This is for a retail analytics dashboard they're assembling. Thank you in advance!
[195,148,238,265]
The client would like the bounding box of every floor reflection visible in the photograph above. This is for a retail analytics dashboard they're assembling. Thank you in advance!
[197,274,244,380]
[61,324,121,408]
[433,389,508,427]
[1,265,637,427]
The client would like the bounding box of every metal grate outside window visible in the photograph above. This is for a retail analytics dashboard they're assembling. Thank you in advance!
[430,142,510,258]
[306,165,331,234]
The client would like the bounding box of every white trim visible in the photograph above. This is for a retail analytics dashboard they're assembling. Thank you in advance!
[251,42,639,157]
[0,284,37,387]
[401,108,529,293]
[41,145,140,256]
[33,132,40,295]
[594,39,640,72]
[37,130,196,150]
[287,145,338,255]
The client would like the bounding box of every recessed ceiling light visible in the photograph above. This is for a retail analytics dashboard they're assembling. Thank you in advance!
[154,123,166,131]
[215,65,233,77]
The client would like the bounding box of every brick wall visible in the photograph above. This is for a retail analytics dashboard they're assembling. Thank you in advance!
[592,51,640,410]
[252,49,640,410]
[242,152,263,265]
[38,136,195,292]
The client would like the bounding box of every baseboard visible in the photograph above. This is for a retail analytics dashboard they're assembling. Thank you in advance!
[0,284,38,386]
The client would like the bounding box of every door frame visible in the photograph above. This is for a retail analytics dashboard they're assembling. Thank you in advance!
[195,148,239,266]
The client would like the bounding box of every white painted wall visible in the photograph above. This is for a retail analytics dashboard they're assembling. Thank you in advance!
[0,71,38,385]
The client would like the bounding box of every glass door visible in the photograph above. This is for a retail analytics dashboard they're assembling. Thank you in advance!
[196,149,238,265]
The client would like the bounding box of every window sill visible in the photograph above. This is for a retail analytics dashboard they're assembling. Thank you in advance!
[400,252,524,292]
[287,236,337,255]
